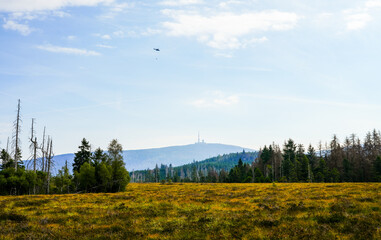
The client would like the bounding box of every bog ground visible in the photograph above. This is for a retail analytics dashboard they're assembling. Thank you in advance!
[0,183,380,239]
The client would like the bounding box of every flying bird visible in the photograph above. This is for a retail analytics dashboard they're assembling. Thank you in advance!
[153,48,160,51]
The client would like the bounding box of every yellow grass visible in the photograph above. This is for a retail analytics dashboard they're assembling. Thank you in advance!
[0,183,380,239]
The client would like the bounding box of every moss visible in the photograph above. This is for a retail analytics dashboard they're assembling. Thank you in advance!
[0,183,380,239]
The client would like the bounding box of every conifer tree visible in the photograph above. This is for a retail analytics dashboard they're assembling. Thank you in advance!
[73,138,91,173]
[300,155,310,182]
[374,156,381,181]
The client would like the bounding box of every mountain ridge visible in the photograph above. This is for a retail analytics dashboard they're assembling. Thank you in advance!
[44,142,254,173]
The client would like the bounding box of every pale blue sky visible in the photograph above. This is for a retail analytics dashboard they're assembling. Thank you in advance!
[1,0,381,156]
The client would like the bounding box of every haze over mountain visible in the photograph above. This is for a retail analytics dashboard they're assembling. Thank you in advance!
[48,142,254,173]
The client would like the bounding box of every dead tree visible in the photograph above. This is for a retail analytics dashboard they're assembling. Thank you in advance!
[45,137,51,174]
[40,127,46,172]
[29,119,38,194]
[46,138,53,194]
[29,119,38,172]
[12,99,22,170]
[6,137,9,154]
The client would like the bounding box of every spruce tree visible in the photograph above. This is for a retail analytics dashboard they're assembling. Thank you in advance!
[300,155,310,182]
[374,156,381,181]
[73,138,91,173]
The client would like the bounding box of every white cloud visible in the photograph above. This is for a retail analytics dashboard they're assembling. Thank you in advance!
[162,10,299,49]
[141,28,162,36]
[219,0,242,9]
[99,2,134,19]
[9,10,70,21]
[0,0,114,12]
[101,34,111,39]
[365,0,381,8]
[109,3,133,12]
[96,44,114,48]
[160,0,204,6]
[343,0,381,31]
[113,30,124,37]
[191,91,239,108]
[345,13,372,30]
[67,35,76,40]
[36,44,101,56]
[3,20,33,35]
[94,33,112,39]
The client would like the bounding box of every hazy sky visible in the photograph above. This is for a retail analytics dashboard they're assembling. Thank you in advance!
[1,0,381,156]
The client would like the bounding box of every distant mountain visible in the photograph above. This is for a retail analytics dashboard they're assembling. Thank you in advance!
[41,143,254,174]
[176,151,258,171]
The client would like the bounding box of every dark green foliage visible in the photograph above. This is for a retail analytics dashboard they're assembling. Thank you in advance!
[254,168,264,183]
[0,150,13,169]
[374,156,381,181]
[133,151,257,183]
[282,157,292,181]
[92,147,108,166]
[72,139,130,193]
[316,158,328,182]
[72,138,91,173]
[0,165,45,195]
[79,162,96,192]
[283,139,297,164]
[53,163,72,194]
[97,162,112,192]
[343,158,353,182]
[300,155,310,182]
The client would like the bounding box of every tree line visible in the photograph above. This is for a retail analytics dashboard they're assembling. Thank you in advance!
[131,131,381,183]
[0,100,129,195]
[0,138,130,195]
[130,151,256,183]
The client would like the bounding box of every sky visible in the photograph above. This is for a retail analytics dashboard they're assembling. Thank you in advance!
[1,0,381,157]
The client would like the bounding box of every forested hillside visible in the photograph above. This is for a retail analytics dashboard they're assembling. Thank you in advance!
[131,130,381,183]
[131,151,257,183]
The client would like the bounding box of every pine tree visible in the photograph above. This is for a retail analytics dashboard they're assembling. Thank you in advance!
[92,147,107,167]
[191,165,198,182]
[73,138,91,173]
[300,155,310,182]
[374,156,381,181]
[343,158,353,182]
[316,158,327,182]
[283,139,297,164]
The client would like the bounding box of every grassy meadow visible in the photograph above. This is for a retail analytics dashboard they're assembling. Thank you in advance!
[0,183,380,239]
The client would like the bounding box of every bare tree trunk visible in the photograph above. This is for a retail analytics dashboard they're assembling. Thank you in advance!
[47,138,53,194]
[13,99,21,171]
[6,137,9,154]
[45,137,50,193]
[33,137,37,172]
[29,119,38,194]
[29,118,38,173]
[45,136,50,174]
[41,127,46,172]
